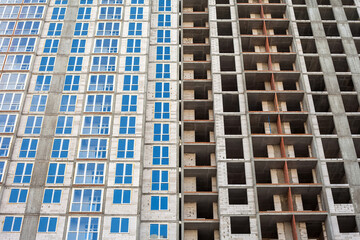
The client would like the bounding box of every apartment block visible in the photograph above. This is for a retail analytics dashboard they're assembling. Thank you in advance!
[0,0,358,239]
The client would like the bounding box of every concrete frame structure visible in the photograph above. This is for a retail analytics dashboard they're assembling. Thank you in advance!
[0,0,358,239]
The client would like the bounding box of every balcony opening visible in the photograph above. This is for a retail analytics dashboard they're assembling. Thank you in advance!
[219,38,234,53]
[229,189,248,204]
[327,162,347,184]
[231,217,251,234]
[216,7,231,19]
[224,116,242,135]
[342,95,359,112]
[313,95,331,112]
[322,138,341,159]
[226,139,244,158]
[197,202,214,219]
[338,216,358,233]
[332,188,352,204]
[221,75,238,91]
[337,75,354,91]
[308,75,326,91]
[217,22,233,36]
[227,162,246,184]
[223,94,240,112]
[220,56,236,71]
[317,116,336,134]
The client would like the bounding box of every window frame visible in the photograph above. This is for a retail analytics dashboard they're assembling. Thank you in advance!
[13,162,33,183]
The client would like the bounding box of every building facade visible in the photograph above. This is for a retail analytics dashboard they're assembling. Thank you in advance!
[0,0,358,239]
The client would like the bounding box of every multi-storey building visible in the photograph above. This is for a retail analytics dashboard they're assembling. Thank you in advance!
[0,0,359,239]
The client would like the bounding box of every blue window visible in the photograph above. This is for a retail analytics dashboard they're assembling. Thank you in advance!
[67,217,99,239]
[14,21,40,35]
[0,37,10,52]
[0,21,15,35]
[110,218,129,233]
[30,95,47,112]
[51,7,66,20]
[97,22,120,36]
[101,0,122,3]
[51,139,69,158]
[35,75,51,91]
[24,0,47,2]
[64,75,80,91]
[157,30,171,43]
[0,93,22,111]
[131,0,144,3]
[82,116,110,135]
[126,39,141,53]
[130,7,143,19]
[75,163,104,184]
[88,75,114,91]
[156,64,170,78]
[3,216,22,232]
[79,138,107,159]
[156,46,170,60]
[0,6,19,19]
[55,0,68,4]
[48,23,63,36]
[4,55,31,70]
[74,23,88,36]
[125,56,140,71]
[91,56,116,72]
[47,163,65,184]
[151,196,168,210]
[39,57,55,72]
[71,189,102,212]
[113,189,131,204]
[150,224,168,239]
[70,39,86,53]
[0,114,16,133]
[44,39,59,53]
[153,146,169,165]
[115,163,133,184]
[155,102,170,119]
[123,75,138,91]
[56,116,73,134]
[99,6,122,19]
[128,22,142,36]
[155,82,170,98]
[25,116,42,134]
[60,95,76,112]
[67,56,83,71]
[117,139,134,158]
[94,39,118,53]
[121,95,137,112]
[43,189,61,203]
[77,7,91,20]
[158,14,171,27]
[151,170,168,191]
[0,137,10,157]
[159,0,171,11]
[85,95,112,112]
[14,163,33,183]
[80,0,93,4]
[154,123,169,141]
[0,73,27,90]
[9,37,36,52]
[19,138,37,158]
[9,188,28,203]
[38,217,57,233]
[0,161,4,182]
[119,116,136,134]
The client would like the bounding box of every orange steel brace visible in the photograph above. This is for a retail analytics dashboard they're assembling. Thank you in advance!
[283,161,290,183]
[291,215,298,240]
